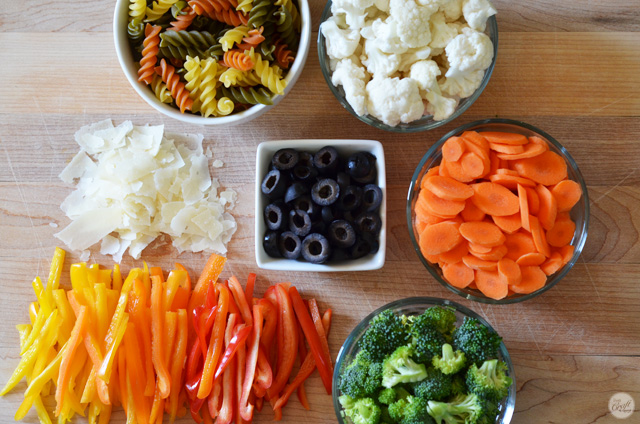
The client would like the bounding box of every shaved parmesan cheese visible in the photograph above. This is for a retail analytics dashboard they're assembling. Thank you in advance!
[56,120,237,261]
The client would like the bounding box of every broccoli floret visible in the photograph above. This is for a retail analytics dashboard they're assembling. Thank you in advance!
[420,306,458,338]
[378,388,397,405]
[394,386,412,402]
[450,373,467,397]
[432,343,466,375]
[382,346,428,388]
[340,395,382,424]
[466,359,512,401]
[452,317,502,366]
[340,351,383,398]
[388,395,435,424]
[413,368,452,401]
[361,310,410,362]
[427,393,485,424]
[409,315,446,363]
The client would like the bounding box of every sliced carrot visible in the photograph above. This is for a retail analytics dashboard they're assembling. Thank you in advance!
[497,258,522,285]
[442,136,466,162]
[468,243,492,254]
[516,252,546,266]
[535,184,558,231]
[489,151,500,175]
[517,184,531,232]
[513,150,568,185]
[510,266,546,294]
[464,138,491,170]
[461,152,486,179]
[442,261,475,289]
[489,143,525,155]
[496,141,546,160]
[420,166,441,189]
[439,159,451,177]
[481,131,528,146]
[424,176,475,201]
[461,198,486,222]
[469,244,507,262]
[529,215,551,257]
[471,182,520,216]
[504,232,537,261]
[489,173,536,190]
[419,221,462,255]
[492,213,522,234]
[540,252,563,276]
[468,282,478,290]
[528,136,550,151]
[461,131,489,150]
[525,186,540,215]
[551,180,582,212]
[421,188,466,217]
[459,221,505,247]
[546,218,576,247]
[559,244,575,265]
[496,168,519,176]
[415,219,427,234]
[416,212,445,226]
[439,241,469,264]
[475,270,508,300]
[444,158,475,183]
[462,255,498,271]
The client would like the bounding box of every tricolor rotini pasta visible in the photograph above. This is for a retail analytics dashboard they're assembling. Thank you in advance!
[126,0,302,117]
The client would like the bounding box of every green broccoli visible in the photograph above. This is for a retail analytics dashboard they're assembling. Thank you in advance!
[409,315,446,364]
[452,317,502,366]
[360,309,410,362]
[413,368,452,401]
[378,388,397,405]
[432,343,466,375]
[450,373,467,397]
[427,393,485,424]
[466,359,512,401]
[394,386,412,402]
[340,351,383,398]
[382,346,428,388]
[388,395,435,424]
[420,306,458,338]
[339,395,382,424]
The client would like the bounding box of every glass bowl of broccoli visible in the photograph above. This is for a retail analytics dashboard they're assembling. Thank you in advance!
[333,297,515,424]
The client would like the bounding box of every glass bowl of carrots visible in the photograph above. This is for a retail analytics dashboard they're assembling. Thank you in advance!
[332,297,516,423]
[407,118,589,304]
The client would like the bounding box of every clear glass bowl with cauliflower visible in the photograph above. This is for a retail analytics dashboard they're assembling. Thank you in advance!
[318,0,498,132]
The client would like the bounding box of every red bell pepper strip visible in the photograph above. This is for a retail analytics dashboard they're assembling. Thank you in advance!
[239,303,264,421]
[228,276,253,326]
[254,344,273,391]
[214,324,251,381]
[207,376,223,419]
[245,273,256,304]
[267,284,298,401]
[288,286,333,395]
[308,299,332,368]
[322,309,332,335]
[190,396,206,423]
[235,331,247,424]
[255,395,263,412]
[206,280,217,310]
[214,313,238,424]
[296,322,310,411]
[198,284,230,399]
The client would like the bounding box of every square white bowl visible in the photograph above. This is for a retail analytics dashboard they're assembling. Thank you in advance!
[255,139,386,271]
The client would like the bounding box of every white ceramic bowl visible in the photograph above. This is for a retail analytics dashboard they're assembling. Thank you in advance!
[113,0,311,126]
[255,140,386,271]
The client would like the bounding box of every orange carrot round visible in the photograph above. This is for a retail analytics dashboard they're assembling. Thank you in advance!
[551,180,582,212]
[525,186,540,215]
[468,243,492,254]
[442,137,466,162]
[515,252,546,266]
[475,270,508,300]
[442,261,474,288]
[461,198,486,222]
[497,258,522,285]
[535,184,558,231]
[471,182,520,217]
[489,143,524,155]
[481,131,528,145]
[503,232,537,261]
[421,189,466,217]
[419,221,463,256]
[439,241,469,264]
[559,244,575,265]
[489,173,536,190]
[546,217,576,247]
[511,266,546,294]
[513,150,568,185]
[540,252,563,276]
[496,141,546,160]
[459,221,506,247]
[517,184,531,232]
[492,213,522,234]
[462,255,498,271]
[469,244,507,262]
[424,176,475,201]
[529,215,551,258]
[461,152,486,179]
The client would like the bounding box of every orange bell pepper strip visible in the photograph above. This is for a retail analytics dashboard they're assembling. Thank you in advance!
[112,264,123,292]
[150,266,164,282]
[151,275,172,399]
[267,284,298,401]
[164,269,188,312]
[169,309,188,423]
[55,305,88,416]
[128,279,155,397]
[322,309,333,334]
[175,263,191,291]
[188,254,226,317]
[228,276,253,326]
[239,303,265,421]
[245,273,256,305]
[125,323,151,424]
[197,284,230,399]
[117,348,128,412]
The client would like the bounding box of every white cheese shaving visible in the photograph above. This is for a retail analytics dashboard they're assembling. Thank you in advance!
[56,119,237,262]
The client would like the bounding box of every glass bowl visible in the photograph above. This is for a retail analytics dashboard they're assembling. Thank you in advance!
[317,2,498,133]
[407,118,590,304]
[333,297,516,424]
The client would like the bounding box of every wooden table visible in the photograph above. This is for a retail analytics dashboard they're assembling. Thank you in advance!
[1,0,639,422]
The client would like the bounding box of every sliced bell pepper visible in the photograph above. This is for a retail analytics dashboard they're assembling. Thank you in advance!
[55,305,88,416]
[45,246,65,307]
[228,276,253,326]
[188,254,226,317]
[151,275,172,399]
[215,354,236,424]
[235,330,246,424]
[267,284,298,401]
[296,322,310,410]
[245,273,256,306]
[175,263,192,291]
[169,309,188,423]
[254,345,273,391]
[239,303,265,421]
[112,264,123,292]
[214,324,251,381]
[308,299,332,368]
[127,279,155,397]
[163,269,188,312]
[124,322,151,423]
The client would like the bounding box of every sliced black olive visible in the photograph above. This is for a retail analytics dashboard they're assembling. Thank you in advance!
[311,178,340,206]
[261,169,287,199]
[347,152,372,178]
[291,164,318,184]
[339,185,362,211]
[354,212,382,235]
[263,231,281,257]
[353,165,377,184]
[321,206,338,223]
[361,232,380,254]
[350,237,372,259]
[313,146,339,174]
[284,182,309,204]
[278,231,302,259]
[298,151,314,168]
[301,233,332,263]
[293,195,318,219]
[289,209,312,237]
[264,201,287,231]
[272,148,299,170]
[336,172,351,193]
[362,184,383,212]
[328,220,356,248]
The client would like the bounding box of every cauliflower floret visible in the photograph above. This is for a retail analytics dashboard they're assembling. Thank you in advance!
[440,0,463,21]
[397,46,432,72]
[331,58,369,116]
[374,0,389,12]
[409,60,441,94]
[444,27,493,78]
[361,18,407,54]
[440,68,484,97]
[361,38,400,77]
[332,0,376,10]
[321,17,361,60]
[462,0,497,31]
[331,1,371,29]
[425,85,458,121]
[366,76,425,126]
[429,11,459,49]
[389,0,436,48]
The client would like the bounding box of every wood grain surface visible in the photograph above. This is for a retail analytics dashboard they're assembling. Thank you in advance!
[1,0,639,423]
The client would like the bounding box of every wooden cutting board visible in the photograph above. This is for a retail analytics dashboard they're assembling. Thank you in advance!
[1,0,639,422]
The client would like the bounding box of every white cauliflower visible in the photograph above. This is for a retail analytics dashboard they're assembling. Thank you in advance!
[361,38,400,77]
[389,0,435,48]
[462,0,497,31]
[360,18,407,54]
[397,46,432,72]
[321,17,361,59]
[429,11,459,49]
[332,0,376,10]
[409,60,441,93]
[374,0,389,12]
[440,68,484,97]
[440,0,463,21]
[444,27,493,78]
[331,58,369,116]
[425,85,458,121]
[366,76,425,126]
[331,1,371,29]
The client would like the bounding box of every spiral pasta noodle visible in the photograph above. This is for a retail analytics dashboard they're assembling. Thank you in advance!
[154,58,194,112]
[222,50,254,71]
[248,0,273,29]
[220,86,273,105]
[217,97,235,115]
[128,18,146,43]
[236,0,253,14]
[168,6,196,31]
[245,48,286,94]
[151,74,173,103]
[129,0,146,20]
[146,0,180,21]
[274,5,297,51]
[273,38,294,69]
[138,24,162,85]
[236,26,264,50]
[219,25,250,51]
[219,68,261,87]
[160,29,217,49]
[275,0,300,32]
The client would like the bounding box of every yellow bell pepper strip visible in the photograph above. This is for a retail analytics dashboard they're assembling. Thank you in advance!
[197,284,230,399]
[33,277,53,316]
[127,278,155,397]
[46,247,65,303]
[22,341,67,399]
[16,324,32,351]
[1,309,60,395]
[33,395,53,424]
[171,263,191,311]
[99,269,113,288]
[15,343,59,421]
[117,348,128,413]
[98,404,112,424]
[267,284,298,402]
[55,305,88,416]
[169,309,188,424]
[70,263,89,293]
[21,302,49,356]
[188,254,226,319]
[164,270,188,312]
[95,283,109,339]
[228,276,253,326]
[239,303,265,421]
[151,275,172,399]
[96,314,128,405]
[53,289,75,342]
[88,263,100,286]
[124,323,151,424]
[29,302,39,325]
[112,264,123,292]
[215,314,238,424]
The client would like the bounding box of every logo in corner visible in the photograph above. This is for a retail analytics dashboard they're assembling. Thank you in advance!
[609,392,634,419]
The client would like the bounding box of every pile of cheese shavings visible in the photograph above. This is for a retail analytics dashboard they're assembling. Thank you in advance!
[55,119,237,262]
